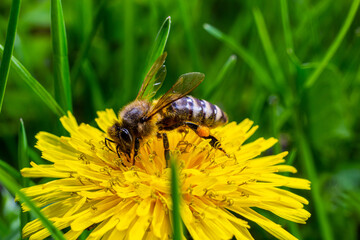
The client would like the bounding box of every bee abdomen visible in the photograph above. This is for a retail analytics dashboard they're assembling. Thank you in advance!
[170,96,227,127]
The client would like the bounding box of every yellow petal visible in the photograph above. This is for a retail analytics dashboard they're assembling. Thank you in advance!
[60,111,79,135]
[116,202,138,231]
[95,109,118,133]
[128,215,151,240]
[151,199,166,238]
[88,217,119,237]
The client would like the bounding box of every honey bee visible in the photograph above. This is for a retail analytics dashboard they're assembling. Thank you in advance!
[106,52,228,165]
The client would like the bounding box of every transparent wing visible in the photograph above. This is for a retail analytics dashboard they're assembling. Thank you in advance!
[144,72,205,119]
[136,52,168,100]
[145,65,166,100]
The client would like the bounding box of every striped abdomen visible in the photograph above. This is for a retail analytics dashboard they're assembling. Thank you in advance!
[164,95,228,128]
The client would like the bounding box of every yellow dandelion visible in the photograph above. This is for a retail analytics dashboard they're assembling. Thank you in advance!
[20,109,310,240]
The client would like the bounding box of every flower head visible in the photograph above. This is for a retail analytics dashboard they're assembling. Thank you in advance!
[21,109,310,240]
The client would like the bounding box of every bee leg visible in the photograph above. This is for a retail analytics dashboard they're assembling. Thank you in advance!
[162,132,170,167]
[115,144,120,157]
[105,137,115,153]
[115,146,127,168]
[184,122,227,155]
[133,137,140,165]
[110,142,127,168]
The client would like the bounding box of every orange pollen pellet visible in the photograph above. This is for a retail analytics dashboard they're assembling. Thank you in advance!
[196,126,210,137]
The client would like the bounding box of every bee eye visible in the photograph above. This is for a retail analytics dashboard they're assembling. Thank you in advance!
[120,128,132,143]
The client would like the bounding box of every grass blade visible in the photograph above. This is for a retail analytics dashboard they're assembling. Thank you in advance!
[71,0,107,81]
[286,148,297,167]
[143,16,171,82]
[0,45,65,117]
[0,0,21,113]
[18,118,29,184]
[253,8,286,89]
[203,23,276,93]
[204,54,237,98]
[170,154,182,240]
[206,13,251,87]
[280,0,302,67]
[0,159,21,181]
[304,0,360,88]
[18,118,30,232]
[51,0,72,112]
[280,0,294,51]
[0,167,66,240]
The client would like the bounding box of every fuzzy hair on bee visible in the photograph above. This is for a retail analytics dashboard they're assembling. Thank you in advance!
[106,52,228,163]
[108,100,159,145]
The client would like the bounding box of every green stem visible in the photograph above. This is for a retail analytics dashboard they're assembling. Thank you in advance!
[171,155,182,240]
[294,112,333,240]
[0,0,21,113]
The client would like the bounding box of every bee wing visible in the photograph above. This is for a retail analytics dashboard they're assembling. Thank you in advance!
[136,52,167,100]
[144,72,205,119]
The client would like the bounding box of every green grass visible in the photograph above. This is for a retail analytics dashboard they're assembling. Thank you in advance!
[203,23,276,93]
[0,44,65,117]
[51,0,72,112]
[0,0,21,112]
[1,0,360,239]
[0,167,66,240]
[18,118,30,231]
[305,0,360,88]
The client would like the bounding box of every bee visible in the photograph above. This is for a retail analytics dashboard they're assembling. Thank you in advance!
[106,52,228,165]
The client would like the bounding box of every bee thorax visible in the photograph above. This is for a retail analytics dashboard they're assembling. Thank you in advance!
[118,100,156,138]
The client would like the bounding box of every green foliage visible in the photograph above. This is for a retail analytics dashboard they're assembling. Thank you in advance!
[0,167,66,240]
[0,0,21,112]
[0,44,65,117]
[1,0,360,239]
[0,188,20,240]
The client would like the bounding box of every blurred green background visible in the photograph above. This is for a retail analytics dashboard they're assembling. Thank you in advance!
[1,0,360,239]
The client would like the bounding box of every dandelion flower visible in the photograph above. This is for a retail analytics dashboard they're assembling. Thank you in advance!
[20,109,310,240]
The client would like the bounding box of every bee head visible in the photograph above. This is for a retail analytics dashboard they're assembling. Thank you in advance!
[108,122,133,156]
